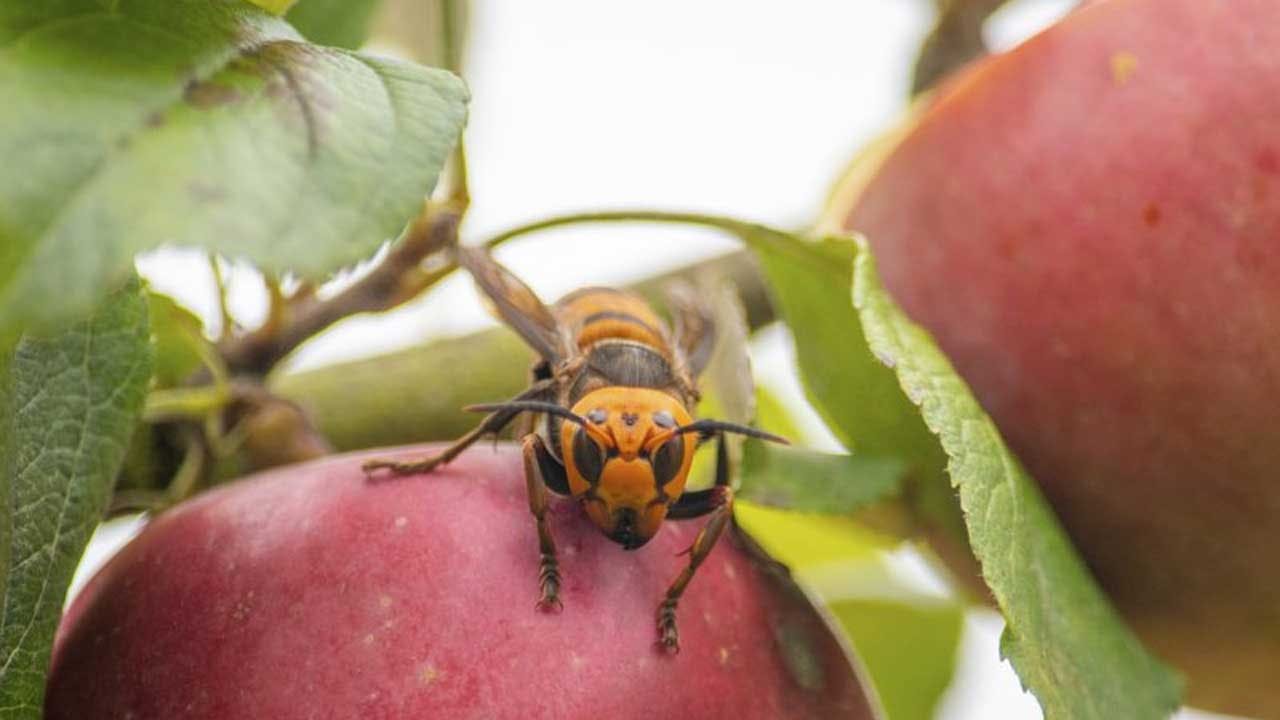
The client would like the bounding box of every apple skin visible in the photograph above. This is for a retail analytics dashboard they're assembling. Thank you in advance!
[837,0,1280,714]
[46,445,876,720]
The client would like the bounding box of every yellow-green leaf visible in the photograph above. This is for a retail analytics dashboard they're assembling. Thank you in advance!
[146,291,207,388]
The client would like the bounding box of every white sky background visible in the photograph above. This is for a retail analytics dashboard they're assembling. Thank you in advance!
[118,1,1237,718]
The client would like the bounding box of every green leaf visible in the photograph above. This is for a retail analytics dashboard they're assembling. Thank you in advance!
[753,384,802,444]
[736,503,890,576]
[146,291,207,388]
[852,241,1182,719]
[0,0,468,342]
[738,442,905,515]
[828,598,963,720]
[740,228,969,568]
[744,234,939,464]
[0,279,152,716]
[286,0,383,50]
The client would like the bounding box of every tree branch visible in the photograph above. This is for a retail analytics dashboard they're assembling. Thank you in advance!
[912,0,1007,94]
[218,205,460,375]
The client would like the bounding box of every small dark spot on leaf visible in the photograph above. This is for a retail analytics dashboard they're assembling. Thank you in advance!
[263,41,321,68]
[185,80,241,109]
[227,56,253,73]
[1142,203,1161,228]
[144,111,165,128]
[265,76,289,101]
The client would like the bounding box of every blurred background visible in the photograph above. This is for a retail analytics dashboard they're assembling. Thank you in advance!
[78,2,1232,718]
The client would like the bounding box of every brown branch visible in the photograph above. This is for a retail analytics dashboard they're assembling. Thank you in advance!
[912,0,1084,94]
[912,0,1007,94]
[218,205,461,375]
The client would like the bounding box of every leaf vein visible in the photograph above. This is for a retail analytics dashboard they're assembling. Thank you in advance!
[0,320,95,678]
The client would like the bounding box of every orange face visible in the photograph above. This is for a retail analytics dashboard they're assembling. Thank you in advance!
[559,387,697,549]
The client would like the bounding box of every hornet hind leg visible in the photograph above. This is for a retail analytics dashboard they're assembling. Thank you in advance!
[361,379,554,477]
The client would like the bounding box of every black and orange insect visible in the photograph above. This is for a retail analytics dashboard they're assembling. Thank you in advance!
[363,246,786,650]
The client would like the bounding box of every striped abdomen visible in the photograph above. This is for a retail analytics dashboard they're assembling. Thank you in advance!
[554,288,672,357]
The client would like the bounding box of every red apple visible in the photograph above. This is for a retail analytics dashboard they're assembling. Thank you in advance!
[46,445,877,720]
[830,0,1280,714]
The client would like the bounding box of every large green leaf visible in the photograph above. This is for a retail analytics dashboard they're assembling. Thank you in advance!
[745,235,939,464]
[0,280,152,716]
[741,229,969,572]
[852,241,1181,719]
[0,0,468,341]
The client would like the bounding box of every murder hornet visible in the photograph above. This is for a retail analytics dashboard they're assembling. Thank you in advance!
[363,246,787,651]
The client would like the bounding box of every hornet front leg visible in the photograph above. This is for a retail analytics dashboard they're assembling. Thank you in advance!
[658,433,734,652]
[522,432,572,611]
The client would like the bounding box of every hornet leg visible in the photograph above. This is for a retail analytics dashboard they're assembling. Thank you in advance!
[658,433,734,651]
[361,380,553,477]
[522,433,567,611]
[666,428,731,519]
